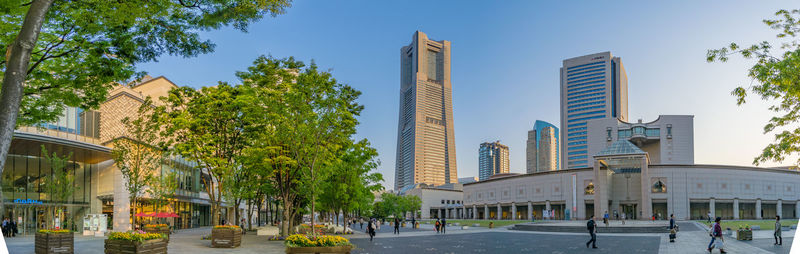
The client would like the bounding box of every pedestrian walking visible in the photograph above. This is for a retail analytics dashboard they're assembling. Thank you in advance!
[586,215,598,249]
[435,218,440,233]
[774,215,782,245]
[1,218,7,236]
[411,217,416,229]
[367,219,376,242]
[707,217,726,253]
[621,213,626,225]
[441,218,447,234]
[669,214,676,242]
[11,220,17,237]
[603,211,609,227]
[393,217,400,234]
[707,211,712,223]
[360,218,364,229]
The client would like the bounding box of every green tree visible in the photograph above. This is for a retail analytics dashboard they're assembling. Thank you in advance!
[146,170,179,223]
[235,55,364,236]
[41,145,77,229]
[111,97,164,229]
[0,0,292,211]
[708,9,800,166]
[317,140,383,226]
[160,84,246,226]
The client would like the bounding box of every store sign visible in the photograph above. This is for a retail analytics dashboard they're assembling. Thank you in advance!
[13,198,43,205]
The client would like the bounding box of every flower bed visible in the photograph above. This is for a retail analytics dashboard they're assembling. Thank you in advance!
[736,225,753,241]
[104,232,167,254]
[35,230,73,254]
[143,224,170,240]
[297,224,327,235]
[284,234,353,254]
[211,225,242,248]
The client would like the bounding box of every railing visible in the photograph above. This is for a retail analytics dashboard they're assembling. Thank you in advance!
[16,126,103,145]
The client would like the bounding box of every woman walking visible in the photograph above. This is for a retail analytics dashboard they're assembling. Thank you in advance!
[707,217,726,253]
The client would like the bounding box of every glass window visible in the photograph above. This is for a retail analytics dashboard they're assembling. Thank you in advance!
[633,126,645,135]
[645,128,660,137]
[618,129,632,138]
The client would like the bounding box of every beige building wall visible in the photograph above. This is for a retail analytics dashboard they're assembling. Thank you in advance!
[395,31,457,190]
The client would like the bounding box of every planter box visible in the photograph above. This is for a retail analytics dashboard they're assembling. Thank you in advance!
[211,228,242,248]
[104,238,167,254]
[143,226,170,240]
[736,229,752,241]
[35,232,74,254]
[285,245,353,254]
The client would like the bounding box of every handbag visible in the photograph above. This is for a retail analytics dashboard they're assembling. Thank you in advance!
[714,238,724,249]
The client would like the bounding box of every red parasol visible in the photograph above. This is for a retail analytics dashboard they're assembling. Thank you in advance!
[135,212,156,217]
[155,212,180,218]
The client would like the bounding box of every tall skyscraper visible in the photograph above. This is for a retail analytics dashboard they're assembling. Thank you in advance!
[395,31,457,191]
[527,120,560,173]
[560,52,628,169]
[478,141,510,181]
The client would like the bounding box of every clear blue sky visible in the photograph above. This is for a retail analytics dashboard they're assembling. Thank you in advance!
[138,0,798,189]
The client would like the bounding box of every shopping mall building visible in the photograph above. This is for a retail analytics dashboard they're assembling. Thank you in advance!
[2,76,246,235]
[458,115,800,221]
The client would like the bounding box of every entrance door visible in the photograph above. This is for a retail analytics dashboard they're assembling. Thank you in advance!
[622,204,637,220]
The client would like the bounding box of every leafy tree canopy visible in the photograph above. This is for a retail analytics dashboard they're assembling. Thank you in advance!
[708,9,800,166]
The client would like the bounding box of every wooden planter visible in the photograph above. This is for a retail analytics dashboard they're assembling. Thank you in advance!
[736,229,752,241]
[143,226,170,240]
[211,228,242,248]
[104,238,167,254]
[35,232,74,254]
[285,245,353,254]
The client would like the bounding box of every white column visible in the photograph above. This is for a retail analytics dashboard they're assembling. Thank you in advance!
[437,209,441,219]
[511,202,517,220]
[497,203,502,220]
[733,198,739,220]
[777,200,783,218]
[756,199,762,219]
[527,201,533,220]
[796,201,800,220]
[445,208,449,219]
[473,205,478,219]
[709,198,716,219]
[484,205,489,220]
[546,200,551,219]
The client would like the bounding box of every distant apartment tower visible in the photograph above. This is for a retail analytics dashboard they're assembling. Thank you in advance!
[560,52,628,169]
[395,31,457,191]
[527,120,560,173]
[478,141,510,181]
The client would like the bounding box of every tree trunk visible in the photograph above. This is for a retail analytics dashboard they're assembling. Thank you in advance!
[246,199,252,230]
[280,195,291,237]
[0,0,56,213]
[256,198,263,227]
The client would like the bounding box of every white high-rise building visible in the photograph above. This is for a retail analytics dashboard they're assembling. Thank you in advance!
[560,52,628,169]
[395,31,457,191]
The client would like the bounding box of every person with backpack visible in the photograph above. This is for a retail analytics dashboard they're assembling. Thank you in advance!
[707,217,726,253]
[586,215,597,248]
[435,218,440,233]
[367,218,376,241]
[775,215,782,245]
[603,211,609,227]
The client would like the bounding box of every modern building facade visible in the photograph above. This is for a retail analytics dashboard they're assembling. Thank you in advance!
[1,76,251,234]
[395,31,457,190]
[462,114,800,221]
[478,141,510,181]
[587,115,694,165]
[561,52,628,170]
[527,120,560,173]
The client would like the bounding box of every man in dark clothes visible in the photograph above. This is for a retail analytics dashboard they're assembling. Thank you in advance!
[11,219,17,237]
[411,217,416,229]
[367,219,376,241]
[393,217,400,234]
[441,218,447,234]
[586,215,598,248]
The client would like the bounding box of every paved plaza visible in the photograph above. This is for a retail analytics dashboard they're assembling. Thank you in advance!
[4,222,795,253]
